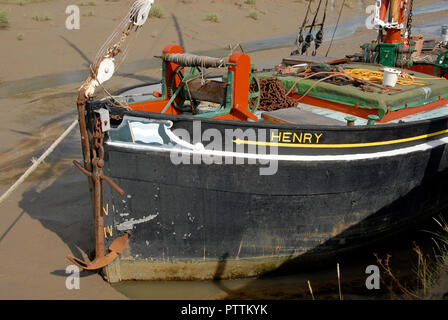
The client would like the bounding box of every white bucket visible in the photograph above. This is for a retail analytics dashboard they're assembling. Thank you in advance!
[382,68,401,87]
[441,25,448,42]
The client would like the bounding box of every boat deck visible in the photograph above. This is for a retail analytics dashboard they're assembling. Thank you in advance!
[257,63,448,122]
[260,103,448,126]
[109,61,448,127]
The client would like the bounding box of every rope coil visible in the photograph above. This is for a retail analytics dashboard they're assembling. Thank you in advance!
[163,53,225,68]
[343,69,444,86]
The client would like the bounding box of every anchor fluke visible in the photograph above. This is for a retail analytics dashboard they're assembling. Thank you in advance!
[67,233,129,271]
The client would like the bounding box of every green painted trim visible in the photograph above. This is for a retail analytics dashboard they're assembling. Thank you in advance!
[367,114,380,125]
[389,96,441,112]
[301,92,364,107]
[377,42,403,67]
[128,97,165,106]
[433,51,448,76]
[161,63,167,99]
[194,109,231,118]
[389,105,405,112]
[248,66,260,113]
[161,84,183,114]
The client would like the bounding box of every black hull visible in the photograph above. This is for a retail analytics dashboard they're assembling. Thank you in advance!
[82,98,448,282]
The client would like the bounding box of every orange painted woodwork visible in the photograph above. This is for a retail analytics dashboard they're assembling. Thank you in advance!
[127,46,258,121]
[384,29,403,44]
[379,0,389,21]
[380,0,408,44]
[379,97,448,123]
[226,52,258,122]
[130,99,181,115]
[163,44,184,108]
[388,0,402,24]
[407,64,448,79]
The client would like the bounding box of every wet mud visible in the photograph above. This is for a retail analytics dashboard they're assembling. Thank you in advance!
[1,0,448,300]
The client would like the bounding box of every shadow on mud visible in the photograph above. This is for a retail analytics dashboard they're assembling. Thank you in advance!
[210,205,448,299]
[9,116,97,277]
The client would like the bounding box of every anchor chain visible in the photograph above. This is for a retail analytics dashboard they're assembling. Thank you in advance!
[76,114,125,196]
[406,0,414,43]
[68,113,128,271]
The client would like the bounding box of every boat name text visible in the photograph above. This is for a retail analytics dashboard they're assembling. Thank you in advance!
[271,131,323,144]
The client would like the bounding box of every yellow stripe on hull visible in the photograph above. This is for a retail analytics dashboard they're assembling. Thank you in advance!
[233,128,448,149]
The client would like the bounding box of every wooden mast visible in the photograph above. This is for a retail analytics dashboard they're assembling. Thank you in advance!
[384,0,406,44]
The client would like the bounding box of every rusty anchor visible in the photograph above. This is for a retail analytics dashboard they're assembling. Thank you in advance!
[67,112,128,270]
[68,0,148,270]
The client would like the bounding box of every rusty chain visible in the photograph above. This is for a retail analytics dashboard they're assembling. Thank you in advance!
[406,0,414,43]
[110,114,123,121]
[73,113,124,196]
[92,114,105,170]
[254,78,298,111]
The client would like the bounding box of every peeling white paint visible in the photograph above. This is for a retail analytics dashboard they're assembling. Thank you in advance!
[187,212,195,223]
[116,213,159,231]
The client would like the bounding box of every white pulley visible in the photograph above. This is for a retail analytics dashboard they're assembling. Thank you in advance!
[133,0,154,26]
[96,58,115,84]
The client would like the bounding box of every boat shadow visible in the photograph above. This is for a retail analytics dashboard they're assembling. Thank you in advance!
[215,194,448,299]
[14,130,98,277]
[215,137,448,299]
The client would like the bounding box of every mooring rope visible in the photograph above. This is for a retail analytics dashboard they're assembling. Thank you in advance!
[0,119,78,205]
[92,0,151,71]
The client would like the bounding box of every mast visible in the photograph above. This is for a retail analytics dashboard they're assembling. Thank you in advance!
[383,0,408,44]
[373,0,411,44]
[364,0,412,67]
